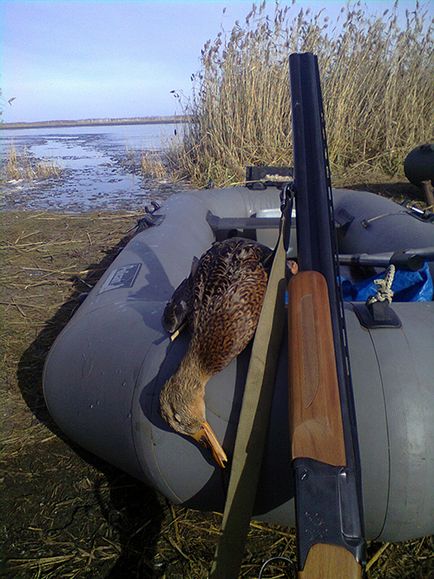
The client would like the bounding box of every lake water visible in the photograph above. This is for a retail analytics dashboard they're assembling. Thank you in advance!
[0,123,182,211]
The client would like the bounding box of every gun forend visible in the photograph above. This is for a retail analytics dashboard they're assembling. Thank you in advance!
[288,270,346,466]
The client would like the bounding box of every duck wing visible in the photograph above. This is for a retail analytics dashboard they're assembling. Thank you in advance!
[190,238,272,374]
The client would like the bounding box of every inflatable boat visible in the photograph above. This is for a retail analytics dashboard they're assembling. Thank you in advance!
[43,185,434,542]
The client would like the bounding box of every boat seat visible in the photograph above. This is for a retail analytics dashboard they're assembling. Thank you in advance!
[206,211,281,231]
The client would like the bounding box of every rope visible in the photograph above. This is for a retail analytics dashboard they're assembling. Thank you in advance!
[366,264,396,305]
[258,556,296,578]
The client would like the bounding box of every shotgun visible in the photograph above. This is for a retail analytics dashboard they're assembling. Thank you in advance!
[287,53,365,577]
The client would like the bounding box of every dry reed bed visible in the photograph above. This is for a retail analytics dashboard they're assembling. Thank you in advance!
[140,150,169,180]
[0,210,432,578]
[171,1,433,187]
[2,145,62,181]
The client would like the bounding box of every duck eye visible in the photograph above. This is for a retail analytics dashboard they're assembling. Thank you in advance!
[174,413,182,423]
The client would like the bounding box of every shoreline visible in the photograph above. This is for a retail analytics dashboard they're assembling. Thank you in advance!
[0,115,190,130]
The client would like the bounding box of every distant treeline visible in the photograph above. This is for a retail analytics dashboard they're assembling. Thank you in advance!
[0,115,190,130]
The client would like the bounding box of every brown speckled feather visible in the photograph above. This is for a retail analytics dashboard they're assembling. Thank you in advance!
[189,238,271,374]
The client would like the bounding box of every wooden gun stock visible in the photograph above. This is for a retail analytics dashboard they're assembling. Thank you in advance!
[288,271,363,578]
[300,544,362,579]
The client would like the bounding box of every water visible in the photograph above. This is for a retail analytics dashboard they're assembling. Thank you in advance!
[0,123,181,211]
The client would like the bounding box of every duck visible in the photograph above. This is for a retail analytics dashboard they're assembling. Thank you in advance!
[160,237,273,467]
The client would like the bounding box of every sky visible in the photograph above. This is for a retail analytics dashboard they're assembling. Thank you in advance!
[0,0,428,123]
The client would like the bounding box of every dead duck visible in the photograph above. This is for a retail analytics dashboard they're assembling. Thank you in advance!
[160,237,273,467]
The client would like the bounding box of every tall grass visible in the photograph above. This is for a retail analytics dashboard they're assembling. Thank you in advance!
[3,145,62,181]
[173,1,433,187]
[140,150,168,179]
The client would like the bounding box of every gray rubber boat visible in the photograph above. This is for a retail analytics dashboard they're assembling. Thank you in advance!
[43,186,434,542]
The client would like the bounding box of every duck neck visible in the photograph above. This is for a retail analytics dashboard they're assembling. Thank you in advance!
[170,346,209,397]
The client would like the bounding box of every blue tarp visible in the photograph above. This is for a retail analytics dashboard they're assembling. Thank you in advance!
[342,262,433,302]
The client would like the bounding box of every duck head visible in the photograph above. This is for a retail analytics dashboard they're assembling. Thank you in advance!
[160,375,227,468]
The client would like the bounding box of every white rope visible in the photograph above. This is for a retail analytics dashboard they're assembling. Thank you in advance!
[367,264,396,305]
[258,556,295,578]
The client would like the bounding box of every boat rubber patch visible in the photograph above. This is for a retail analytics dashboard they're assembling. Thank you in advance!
[99,263,141,293]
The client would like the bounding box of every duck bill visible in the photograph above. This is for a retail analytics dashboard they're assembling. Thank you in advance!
[192,421,227,468]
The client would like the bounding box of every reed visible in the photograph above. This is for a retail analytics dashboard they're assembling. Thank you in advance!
[3,144,62,181]
[172,1,433,187]
[140,150,168,180]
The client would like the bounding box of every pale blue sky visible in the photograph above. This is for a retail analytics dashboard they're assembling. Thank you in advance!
[0,0,427,122]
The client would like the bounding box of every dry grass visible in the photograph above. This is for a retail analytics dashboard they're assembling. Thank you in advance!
[171,1,433,187]
[140,150,168,180]
[3,145,62,181]
[121,146,171,181]
[1,209,433,578]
